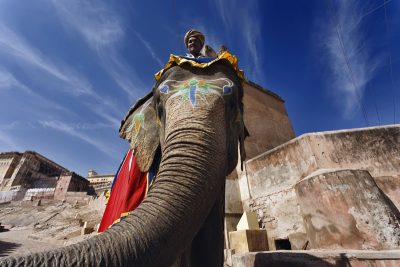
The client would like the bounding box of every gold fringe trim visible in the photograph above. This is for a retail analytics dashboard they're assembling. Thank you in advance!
[154,51,245,81]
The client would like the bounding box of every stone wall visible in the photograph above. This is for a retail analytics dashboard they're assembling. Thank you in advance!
[242,81,295,159]
[64,191,90,203]
[0,191,17,203]
[245,125,400,199]
[0,152,22,184]
[88,194,107,213]
[54,172,89,200]
[225,170,243,248]
[54,174,72,200]
[24,188,55,200]
[240,125,400,250]
[296,170,400,250]
[67,174,89,192]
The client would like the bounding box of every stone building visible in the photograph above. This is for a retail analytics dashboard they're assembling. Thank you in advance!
[0,151,91,203]
[87,170,114,192]
[0,151,68,192]
[54,172,90,201]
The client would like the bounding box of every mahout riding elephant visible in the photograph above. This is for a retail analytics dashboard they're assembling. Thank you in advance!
[0,51,247,267]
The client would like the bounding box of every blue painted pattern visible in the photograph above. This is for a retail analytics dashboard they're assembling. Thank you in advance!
[158,78,234,108]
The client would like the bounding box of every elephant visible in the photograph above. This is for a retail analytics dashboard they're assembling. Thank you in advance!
[0,51,247,267]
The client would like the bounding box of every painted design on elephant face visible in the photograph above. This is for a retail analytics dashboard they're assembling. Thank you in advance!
[158,78,233,107]
[125,99,152,140]
[133,113,145,135]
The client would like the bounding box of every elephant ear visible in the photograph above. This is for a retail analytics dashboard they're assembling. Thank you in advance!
[226,79,249,174]
[119,91,160,172]
[238,82,249,169]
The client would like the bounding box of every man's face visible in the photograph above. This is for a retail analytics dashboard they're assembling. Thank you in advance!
[187,36,202,56]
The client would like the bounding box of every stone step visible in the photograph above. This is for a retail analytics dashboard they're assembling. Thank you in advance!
[232,250,400,267]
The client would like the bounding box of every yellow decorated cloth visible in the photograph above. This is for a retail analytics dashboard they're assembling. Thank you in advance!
[154,51,245,81]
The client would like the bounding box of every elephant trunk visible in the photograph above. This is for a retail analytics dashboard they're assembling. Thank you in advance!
[1,98,228,267]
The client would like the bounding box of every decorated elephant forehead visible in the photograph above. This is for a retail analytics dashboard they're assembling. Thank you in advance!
[121,96,159,145]
[158,77,234,108]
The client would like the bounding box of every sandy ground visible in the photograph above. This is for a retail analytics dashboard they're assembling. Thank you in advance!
[0,199,103,258]
[0,228,62,257]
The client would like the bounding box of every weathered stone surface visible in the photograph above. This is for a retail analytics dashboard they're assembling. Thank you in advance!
[245,188,306,250]
[232,250,400,267]
[288,232,308,250]
[237,212,259,231]
[245,125,400,201]
[225,214,242,248]
[224,249,235,266]
[226,171,243,214]
[374,175,400,211]
[229,230,268,254]
[225,170,244,249]
[242,81,295,159]
[295,169,400,250]
[240,125,400,250]
[81,221,94,236]
[34,199,41,206]
[54,173,89,201]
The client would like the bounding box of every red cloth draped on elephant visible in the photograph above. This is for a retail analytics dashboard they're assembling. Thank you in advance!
[98,149,146,232]
[98,148,159,232]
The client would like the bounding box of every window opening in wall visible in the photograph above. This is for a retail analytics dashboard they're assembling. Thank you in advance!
[275,239,291,250]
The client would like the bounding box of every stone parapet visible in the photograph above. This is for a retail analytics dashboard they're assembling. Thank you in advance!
[239,125,400,250]
[232,250,400,267]
[296,169,400,250]
[245,125,400,201]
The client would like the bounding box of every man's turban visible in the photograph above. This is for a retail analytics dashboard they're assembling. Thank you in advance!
[184,29,205,48]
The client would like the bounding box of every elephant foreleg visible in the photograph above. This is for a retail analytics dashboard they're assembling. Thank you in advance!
[171,184,225,267]
[191,185,225,267]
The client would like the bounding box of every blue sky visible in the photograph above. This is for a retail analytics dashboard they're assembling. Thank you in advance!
[0,0,399,176]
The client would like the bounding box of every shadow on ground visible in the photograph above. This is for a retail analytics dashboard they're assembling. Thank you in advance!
[253,252,351,267]
[0,240,21,257]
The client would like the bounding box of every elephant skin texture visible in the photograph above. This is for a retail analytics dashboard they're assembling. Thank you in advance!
[0,61,245,267]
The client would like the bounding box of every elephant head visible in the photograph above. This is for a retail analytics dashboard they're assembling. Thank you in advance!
[1,51,247,267]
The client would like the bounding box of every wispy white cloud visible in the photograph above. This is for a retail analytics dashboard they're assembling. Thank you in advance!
[39,120,120,160]
[0,70,18,90]
[0,121,36,131]
[51,0,149,100]
[214,0,262,81]
[0,23,94,96]
[321,0,382,118]
[132,29,164,67]
[99,52,148,100]
[1,120,112,131]
[85,102,121,128]
[50,0,124,50]
[0,68,71,114]
[0,23,122,125]
[0,129,20,150]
